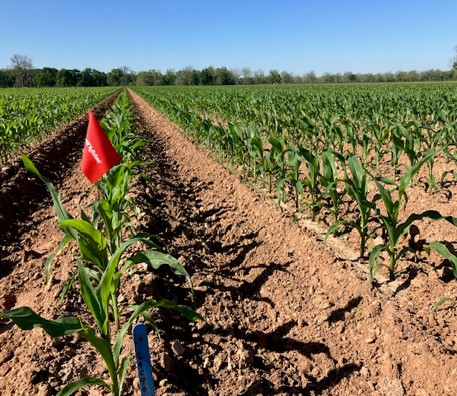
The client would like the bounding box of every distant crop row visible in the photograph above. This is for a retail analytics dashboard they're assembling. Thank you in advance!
[134,83,457,282]
[0,87,118,162]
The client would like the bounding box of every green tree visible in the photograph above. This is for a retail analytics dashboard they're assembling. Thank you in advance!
[0,68,15,87]
[200,67,215,85]
[107,68,124,86]
[214,67,235,85]
[79,68,96,86]
[175,67,199,85]
[320,73,334,83]
[35,67,58,87]
[56,68,81,86]
[107,67,135,86]
[253,69,266,84]
[451,45,457,71]
[136,71,155,86]
[91,69,108,86]
[303,71,317,84]
[281,70,294,84]
[268,69,281,84]
[342,71,357,83]
[163,69,177,85]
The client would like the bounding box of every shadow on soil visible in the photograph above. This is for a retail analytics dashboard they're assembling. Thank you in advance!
[239,362,361,395]
[326,296,363,324]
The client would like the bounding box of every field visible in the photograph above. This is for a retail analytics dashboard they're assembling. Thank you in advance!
[1,83,457,395]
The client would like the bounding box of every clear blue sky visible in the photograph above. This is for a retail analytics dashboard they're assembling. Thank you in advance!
[1,0,456,76]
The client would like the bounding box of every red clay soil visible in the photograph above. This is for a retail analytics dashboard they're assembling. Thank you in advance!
[0,91,456,396]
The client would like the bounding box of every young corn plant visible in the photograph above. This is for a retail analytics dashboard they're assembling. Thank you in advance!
[369,116,390,174]
[326,155,377,258]
[93,160,153,253]
[420,119,444,192]
[426,242,457,279]
[246,123,265,182]
[47,97,152,288]
[369,150,457,282]
[318,151,346,223]
[390,127,405,170]
[1,156,200,396]
[102,92,148,160]
[298,145,323,221]
[285,145,304,209]
[266,135,288,205]
[359,130,373,168]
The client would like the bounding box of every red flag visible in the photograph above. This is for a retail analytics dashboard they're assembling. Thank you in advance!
[81,111,121,183]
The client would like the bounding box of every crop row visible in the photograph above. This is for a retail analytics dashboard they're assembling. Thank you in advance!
[0,87,118,162]
[1,91,198,395]
[134,84,457,282]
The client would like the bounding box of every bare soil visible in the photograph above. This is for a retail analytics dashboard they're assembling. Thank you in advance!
[0,91,456,396]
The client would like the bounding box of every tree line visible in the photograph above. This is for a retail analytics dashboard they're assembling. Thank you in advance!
[1,54,457,88]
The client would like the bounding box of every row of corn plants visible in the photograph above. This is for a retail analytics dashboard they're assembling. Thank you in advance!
[0,91,200,395]
[0,87,118,162]
[134,84,457,283]
[133,84,457,186]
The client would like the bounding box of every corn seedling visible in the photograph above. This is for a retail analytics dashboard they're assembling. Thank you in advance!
[326,155,377,258]
[298,145,323,221]
[431,296,457,324]
[267,135,288,205]
[369,150,457,282]
[246,123,265,182]
[1,93,201,396]
[286,145,305,209]
[0,154,200,396]
[426,242,457,278]
[318,151,345,223]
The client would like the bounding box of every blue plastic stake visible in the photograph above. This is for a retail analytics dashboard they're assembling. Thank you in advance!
[133,323,155,396]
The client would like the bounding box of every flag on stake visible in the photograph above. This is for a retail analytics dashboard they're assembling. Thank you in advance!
[81,111,121,183]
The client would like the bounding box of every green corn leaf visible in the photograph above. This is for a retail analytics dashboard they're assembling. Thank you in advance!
[22,154,76,238]
[113,299,201,364]
[398,149,435,193]
[124,250,191,284]
[98,236,157,316]
[77,262,106,334]
[373,179,394,217]
[118,356,132,394]
[60,219,107,252]
[56,376,110,396]
[369,245,385,283]
[325,220,359,242]
[0,306,83,337]
[141,311,160,336]
[397,211,457,247]
[80,207,92,224]
[96,200,116,246]
[347,155,364,183]
[268,136,284,152]
[60,219,108,270]
[321,151,337,180]
[431,296,453,312]
[428,241,457,278]
[60,274,77,300]
[45,234,72,283]
[113,321,136,365]
[78,326,117,389]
